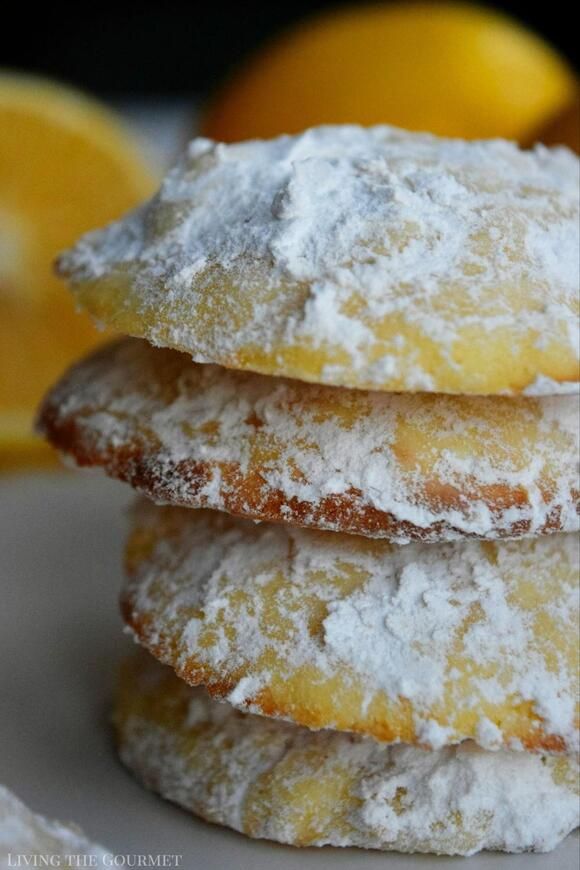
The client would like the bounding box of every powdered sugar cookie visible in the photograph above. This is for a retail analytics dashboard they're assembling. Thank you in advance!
[113,653,579,856]
[38,339,579,543]
[122,501,579,753]
[57,125,579,395]
[0,785,106,866]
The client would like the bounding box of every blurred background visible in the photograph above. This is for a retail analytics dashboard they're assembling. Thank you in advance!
[1,0,578,471]
[5,2,578,95]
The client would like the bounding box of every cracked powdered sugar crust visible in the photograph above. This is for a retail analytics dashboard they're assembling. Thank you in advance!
[57,125,580,395]
[122,502,580,753]
[114,653,580,856]
[38,338,580,543]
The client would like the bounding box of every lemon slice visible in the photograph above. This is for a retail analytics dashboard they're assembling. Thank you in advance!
[0,72,157,468]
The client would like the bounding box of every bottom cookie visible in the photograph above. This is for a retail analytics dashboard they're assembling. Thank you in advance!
[113,654,579,856]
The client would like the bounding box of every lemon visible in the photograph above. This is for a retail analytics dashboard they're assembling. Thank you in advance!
[202,2,575,143]
[0,73,157,468]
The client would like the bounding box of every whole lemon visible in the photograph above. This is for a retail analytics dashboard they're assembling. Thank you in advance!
[202,2,575,142]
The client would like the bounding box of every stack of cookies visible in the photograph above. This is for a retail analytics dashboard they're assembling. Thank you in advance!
[38,125,579,856]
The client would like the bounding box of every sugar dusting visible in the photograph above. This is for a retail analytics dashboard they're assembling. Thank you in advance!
[61,126,579,392]
[115,654,580,856]
[58,125,580,394]
[0,785,107,863]
[39,338,580,543]
[123,502,580,752]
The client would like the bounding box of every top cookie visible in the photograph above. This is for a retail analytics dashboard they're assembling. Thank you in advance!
[58,125,579,395]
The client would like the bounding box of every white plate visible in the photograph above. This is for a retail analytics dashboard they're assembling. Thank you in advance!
[1,472,578,868]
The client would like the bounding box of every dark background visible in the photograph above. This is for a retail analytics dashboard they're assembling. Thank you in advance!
[4,1,577,98]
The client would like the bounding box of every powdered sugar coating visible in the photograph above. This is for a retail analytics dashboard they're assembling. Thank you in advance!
[39,339,580,543]
[0,785,106,866]
[114,654,579,856]
[122,502,580,753]
[58,125,579,395]
[524,376,580,396]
